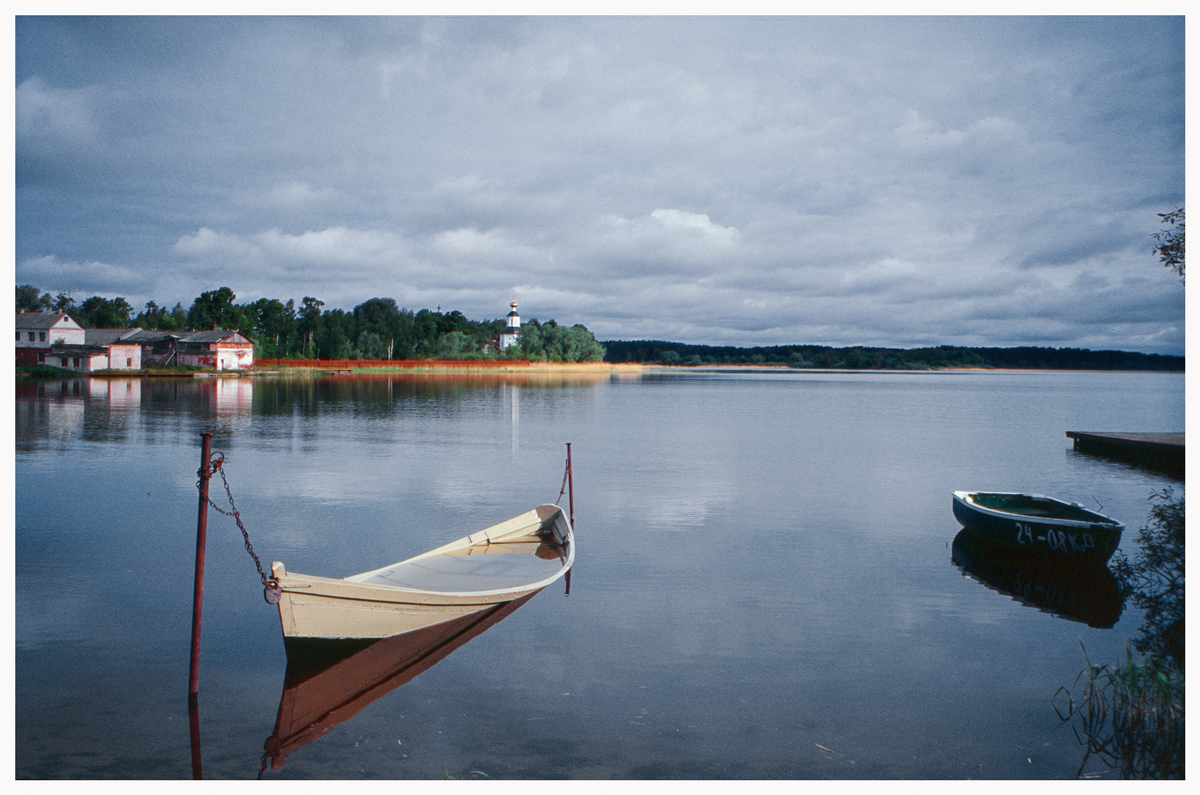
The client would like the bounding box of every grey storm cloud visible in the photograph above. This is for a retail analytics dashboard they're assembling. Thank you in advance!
[14,15,1185,354]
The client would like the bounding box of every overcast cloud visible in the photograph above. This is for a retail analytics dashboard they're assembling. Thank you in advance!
[14,15,1185,354]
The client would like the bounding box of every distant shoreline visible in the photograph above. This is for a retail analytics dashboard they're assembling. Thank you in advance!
[250,361,1183,375]
[18,360,1185,380]
[195,363,1194,376]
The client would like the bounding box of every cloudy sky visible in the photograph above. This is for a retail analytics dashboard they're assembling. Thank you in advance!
[13,14,1186,354]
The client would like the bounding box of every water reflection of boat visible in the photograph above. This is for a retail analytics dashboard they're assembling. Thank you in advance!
[951,529,1123,628]
[272,504,573,645]
[952,491,1123,565]
[263,593,537,771]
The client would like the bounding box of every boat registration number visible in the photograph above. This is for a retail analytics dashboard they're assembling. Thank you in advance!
[1015,523,1096,554]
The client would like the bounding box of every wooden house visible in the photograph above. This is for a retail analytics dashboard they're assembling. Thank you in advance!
[125,329,255,370]
[14,312,100,370]
[16,312,255,372]
[15,312,85,349]
[85,329,143,371]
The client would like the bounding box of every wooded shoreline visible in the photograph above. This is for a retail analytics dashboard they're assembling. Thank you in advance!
[600,341,1184,371]
[39,361,1182,378]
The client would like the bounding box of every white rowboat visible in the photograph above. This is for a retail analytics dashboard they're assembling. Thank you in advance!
[271,504,574,645]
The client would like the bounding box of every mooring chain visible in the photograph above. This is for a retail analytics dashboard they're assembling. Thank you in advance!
[197,453,282,604]
[556,453,570,506]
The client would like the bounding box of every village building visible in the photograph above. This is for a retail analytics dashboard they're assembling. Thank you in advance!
[15,315,142,372]
[15,312,254,372]
[123,329,255,370]
[85,329,143,371]
[14,312,106,372]
[15,311,85,348]
[30,345,114,373]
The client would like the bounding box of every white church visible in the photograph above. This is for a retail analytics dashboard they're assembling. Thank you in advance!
[498,301,521,350]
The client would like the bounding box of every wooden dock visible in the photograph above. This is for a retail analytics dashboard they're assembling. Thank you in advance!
[1066,432,1184,479]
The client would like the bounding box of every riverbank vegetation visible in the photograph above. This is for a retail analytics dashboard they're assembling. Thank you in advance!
[1054,490,1185,779]
[17,285,1182,370]
[601,340,1183,371]
[16,286,605,364]
[15,364,209,379]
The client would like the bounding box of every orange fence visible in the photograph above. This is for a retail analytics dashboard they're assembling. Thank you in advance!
[255,359,533,370]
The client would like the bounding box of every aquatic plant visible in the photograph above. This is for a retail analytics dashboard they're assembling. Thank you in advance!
[444,752,489,780]
[1110,490,1185,670]
[1054,491,1185,779]
[1054,642,1184,779]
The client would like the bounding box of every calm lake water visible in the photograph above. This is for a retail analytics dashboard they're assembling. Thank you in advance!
[14,369,1184,779]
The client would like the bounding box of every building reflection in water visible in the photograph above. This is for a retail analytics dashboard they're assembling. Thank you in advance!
[15,375,257,450]
[506,382,520,459]
[214,376,254,415]
[90,377,143,407]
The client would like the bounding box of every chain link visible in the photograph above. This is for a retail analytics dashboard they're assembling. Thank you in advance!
[556,453,570,506]
[198,453,281,603]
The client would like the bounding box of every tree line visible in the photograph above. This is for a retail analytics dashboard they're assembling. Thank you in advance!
[15,285,605,363]
[601,340,1184,371]
[15,282,1183,370]
[606,210,1185,371]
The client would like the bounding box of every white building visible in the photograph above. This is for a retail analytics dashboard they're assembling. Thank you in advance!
[15,312,85,348]
[14,312,110,372]
[85,328,143,371]
[498,301,521,350]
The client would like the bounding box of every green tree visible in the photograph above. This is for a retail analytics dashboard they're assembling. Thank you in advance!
[435,330,476,358]
[77,296,133,328]
[353,298,412,359]
[577,325,607,362]
[52,291,75,313]
[134,301,166,330]
[539,323,605,362]
[249,297,295,357]
[514,320,545,360]
[16,285,51,312]
[165,303,188,331]
[299,296,324,357]
[412,309,442,357]
[1153,208,1184,281]
[437,310,470,337]
[188,287,241,331]
[356,331,386,360]
[316,308,352,359]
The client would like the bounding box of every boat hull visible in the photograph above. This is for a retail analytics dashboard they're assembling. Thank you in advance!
[272,504,573,643]
[274,579,530,642]
[951,491,1122,566]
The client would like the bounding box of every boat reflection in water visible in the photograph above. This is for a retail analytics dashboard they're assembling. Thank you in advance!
[951,529,1124,629]
[261,592,537,773]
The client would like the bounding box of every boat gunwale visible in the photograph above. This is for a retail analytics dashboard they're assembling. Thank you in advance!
[272,504,574,601]
[952,491,1123,530]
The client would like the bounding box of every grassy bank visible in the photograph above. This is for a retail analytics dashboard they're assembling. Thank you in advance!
[16,364,210,379]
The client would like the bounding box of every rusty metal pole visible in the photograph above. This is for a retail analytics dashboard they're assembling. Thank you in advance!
[189,433,213,697]
[188,691,203,779]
